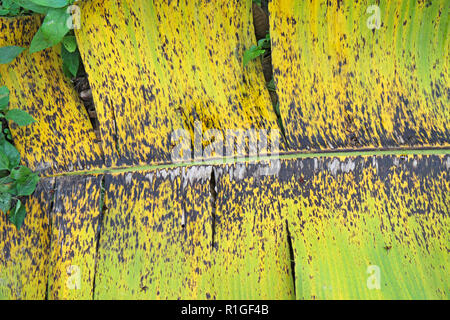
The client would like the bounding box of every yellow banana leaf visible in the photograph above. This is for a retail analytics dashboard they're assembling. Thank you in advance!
[46,175,103,300]
[212,164,295,299]
[269,0,449,151]
[92,153,449,299]
[280,154,449,299]
[75,0,280,167]
[0,1,448,301]
[94,168,213,299]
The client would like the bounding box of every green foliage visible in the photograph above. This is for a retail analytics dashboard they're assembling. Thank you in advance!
[0,82,39,230]
[0,0,80,77]
[243,45,265,67]
[0,0,71,15]
[0,0,30,16]
[62,34,77,52]
[0,46,26,64]
[0,85,9,106]
[29,0,70,8]
[7,199,26,230]
[0,137,20,169]
[61,38,80,77]
[29,6,71,53]
[0,85,36,127]
[257,33,271,50]
[243,33,270,67]
[4,108,36,126]
[252,0,262,5]
[266,78,276,92]
[0,131,39,230]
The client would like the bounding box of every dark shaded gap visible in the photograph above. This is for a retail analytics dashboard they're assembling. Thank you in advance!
[44,178,57,300]
[261,0,270,16]
[209,168,217,249]
[286,220,296,298]
[73,75,98,137]
[91,174,106,300]
[72,61,103,145]
[72,50,112,161]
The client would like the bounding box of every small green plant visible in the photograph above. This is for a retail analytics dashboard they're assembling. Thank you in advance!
[0,74,38,230]
[0,0,81,77]
[243,32,270,67]
[266,78,276,92]
[0,0,30,16]
[61,31,80,78]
